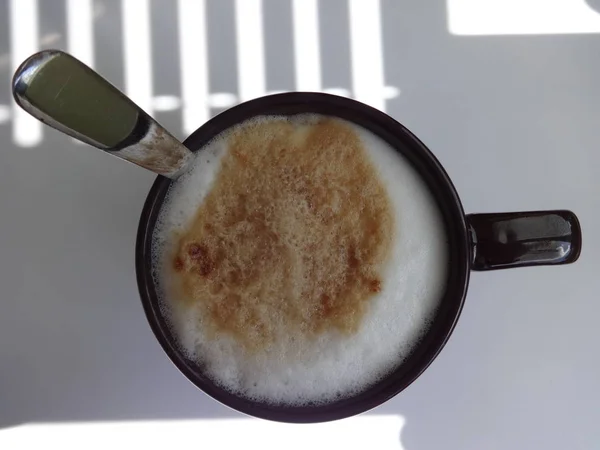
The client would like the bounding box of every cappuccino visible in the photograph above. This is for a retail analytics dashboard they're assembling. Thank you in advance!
[152,115,448,405]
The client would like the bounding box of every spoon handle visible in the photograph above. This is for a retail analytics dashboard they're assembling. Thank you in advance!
[12,50,193,178]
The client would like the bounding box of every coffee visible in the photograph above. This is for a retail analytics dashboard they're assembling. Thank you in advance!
[152,115,448,405]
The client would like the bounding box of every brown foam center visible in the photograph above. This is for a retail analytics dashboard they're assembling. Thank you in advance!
[170,118,394,351]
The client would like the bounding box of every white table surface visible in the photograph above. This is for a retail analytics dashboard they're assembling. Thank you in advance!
[1,1,599,449]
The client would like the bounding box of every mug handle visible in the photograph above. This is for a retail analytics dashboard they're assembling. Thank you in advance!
[467,210,582,270]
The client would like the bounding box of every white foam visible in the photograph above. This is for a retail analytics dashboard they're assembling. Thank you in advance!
[151,115,448,405]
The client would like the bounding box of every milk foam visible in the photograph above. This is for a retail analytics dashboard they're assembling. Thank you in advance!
[152,115,448,405]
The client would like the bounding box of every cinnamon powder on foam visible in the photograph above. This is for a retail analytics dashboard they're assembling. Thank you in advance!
[169,118,394,351]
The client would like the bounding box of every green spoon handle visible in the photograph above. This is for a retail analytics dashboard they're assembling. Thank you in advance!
[12,50,193,178]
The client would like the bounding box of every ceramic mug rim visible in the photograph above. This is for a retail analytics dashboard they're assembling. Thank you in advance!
[135,92,471,423]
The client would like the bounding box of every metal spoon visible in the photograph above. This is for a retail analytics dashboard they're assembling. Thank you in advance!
[12,49,194,178]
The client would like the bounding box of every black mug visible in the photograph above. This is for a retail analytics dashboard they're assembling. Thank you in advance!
[136,93,581,423]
